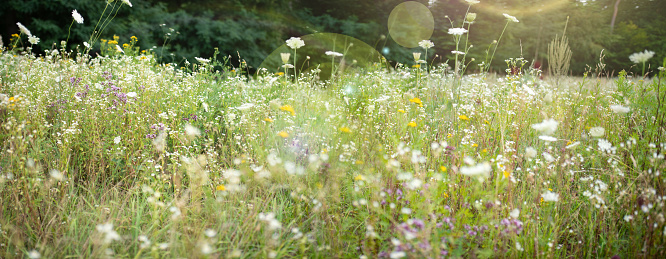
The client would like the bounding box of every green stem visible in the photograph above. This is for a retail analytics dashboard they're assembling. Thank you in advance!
[87,2,112,53]
[293,49,298,84]
[66,20,75,46]
[488,21,510,74]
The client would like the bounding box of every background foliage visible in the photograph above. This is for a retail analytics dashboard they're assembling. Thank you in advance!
[1,0,665,75]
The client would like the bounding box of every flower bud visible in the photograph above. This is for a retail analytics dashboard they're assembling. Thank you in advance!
[466,13,477,22]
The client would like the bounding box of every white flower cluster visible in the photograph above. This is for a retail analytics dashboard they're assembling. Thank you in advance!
[582,179,608,209]
[325,51,343,57]
[195,57,210,63]
[418,40,434,49]
[598,139,616,154]
[258,212,282,231]
[531,119,558,135]
[589,127,605,137]
[460,161,492,179]
[629,50,655,64]
[503,13,519,23]
[16,22,31,36]
[96,223,121,244]
[448,27,468,36]
[610,104,630,114]
[72,10,84,24]
[542,190,559,202]
[286,37,305,49]
[223,169,244,192]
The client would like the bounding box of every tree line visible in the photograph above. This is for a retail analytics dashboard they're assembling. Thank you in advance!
[2,0,664,76]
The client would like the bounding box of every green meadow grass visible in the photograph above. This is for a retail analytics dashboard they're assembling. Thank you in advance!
[0,40,665,259]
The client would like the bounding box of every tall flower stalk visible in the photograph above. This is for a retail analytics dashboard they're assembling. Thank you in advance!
[485,13,519,75]
[286,37,305,84]
[629,50,655,77]
[418,40,434,74]
[66,10,84,46]
[86,0,132,55]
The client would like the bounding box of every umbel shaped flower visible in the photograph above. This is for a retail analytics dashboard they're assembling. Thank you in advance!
[286,37,305,49]
[629,50,655,76]
[629,50,655,64]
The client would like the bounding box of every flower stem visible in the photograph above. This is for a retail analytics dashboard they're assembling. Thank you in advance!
[487,21,509,74]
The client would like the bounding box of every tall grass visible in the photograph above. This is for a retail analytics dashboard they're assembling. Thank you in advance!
[0,42,664,258]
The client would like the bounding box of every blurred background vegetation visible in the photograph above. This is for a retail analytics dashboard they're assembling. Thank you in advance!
[2,0,665,76]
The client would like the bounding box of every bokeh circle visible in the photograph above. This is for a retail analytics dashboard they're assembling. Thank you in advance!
[387,1,434,48]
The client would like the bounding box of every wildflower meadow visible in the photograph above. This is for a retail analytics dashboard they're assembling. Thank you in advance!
[1,0,666,258]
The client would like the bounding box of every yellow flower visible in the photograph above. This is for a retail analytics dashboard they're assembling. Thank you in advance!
[566,139,576,146]
[113,35,119,41]
[277,131,289,138]
[11,34,19,38]
[122,43,129,48]
[482,148,488,153]
[354,175,365,181]
[484,120,490,124]
[440,166,447,172]
[216,185,226,191]
[355,160,365,165]
[409,97,423,107]
[407,121,417,127]
[264,118,274,122]
[443,192,449,198]
[108,40,118,45]
[398,109,406,113]
[472,143,478,147]
[458,115,470,121]
[131,36,138,41]
[100,39,107,43]
[339,127,351,133]
[276,72,284,76]
[412,64,420,68]
[503,171,510,178]
[447,133,452,138]
[280,105,295,116]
